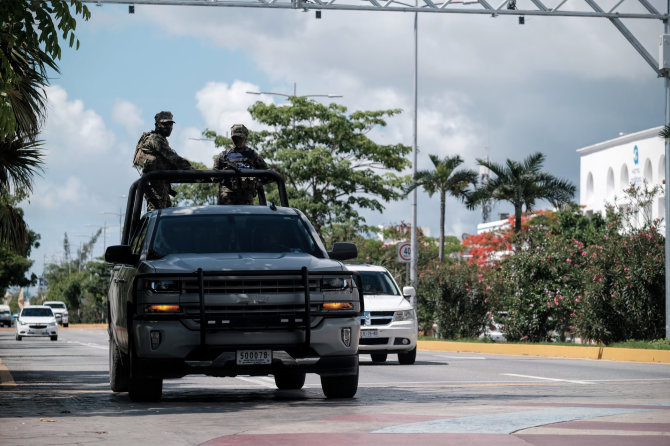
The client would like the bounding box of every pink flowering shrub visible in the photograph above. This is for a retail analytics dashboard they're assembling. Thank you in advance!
[574,183,665,343]
[417,261,495,339]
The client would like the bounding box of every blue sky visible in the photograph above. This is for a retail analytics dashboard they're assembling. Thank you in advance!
[16,2,665,296]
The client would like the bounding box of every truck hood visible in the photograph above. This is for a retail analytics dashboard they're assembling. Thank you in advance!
[363,294,412,312]
[141,252,345,273]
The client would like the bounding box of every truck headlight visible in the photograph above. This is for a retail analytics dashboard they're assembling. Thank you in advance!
[144,304,181,313]
[393,310,415,322]
[48,322,57,327]
[144,279,180,293]
[321,277,353,291]
[322,302,353,311]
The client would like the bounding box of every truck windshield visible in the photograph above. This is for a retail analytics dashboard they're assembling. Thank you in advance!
[149,214,322,258]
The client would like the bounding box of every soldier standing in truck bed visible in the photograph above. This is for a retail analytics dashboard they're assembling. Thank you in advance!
[213,124,268,205]
[133,111,193,211]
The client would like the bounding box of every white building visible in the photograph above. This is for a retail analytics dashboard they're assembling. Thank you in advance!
[578,126,666,223]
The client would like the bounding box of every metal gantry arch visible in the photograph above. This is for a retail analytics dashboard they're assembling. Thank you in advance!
[86,0,670,339]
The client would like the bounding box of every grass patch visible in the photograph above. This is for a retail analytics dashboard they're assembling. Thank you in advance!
[608,339,670,350]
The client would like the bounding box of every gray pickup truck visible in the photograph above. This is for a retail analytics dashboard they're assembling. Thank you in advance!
[105,170,362,401]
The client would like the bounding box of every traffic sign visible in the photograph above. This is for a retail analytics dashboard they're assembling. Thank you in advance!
[397,242,412,263]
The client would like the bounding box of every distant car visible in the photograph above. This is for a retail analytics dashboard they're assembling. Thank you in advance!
[0,304,11,327]
[15,306,58,341]
[479,311,507,342]
[43,301,69,327]
[346,264,418,365]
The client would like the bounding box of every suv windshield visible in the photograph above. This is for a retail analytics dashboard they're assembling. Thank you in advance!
[45,303,65,309]
[22,308,53,317]
[148,214,322,259]
[359,271,400,296]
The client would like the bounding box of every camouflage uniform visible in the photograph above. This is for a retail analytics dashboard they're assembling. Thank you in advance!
[213,124,268,205]
[133,111,192,211]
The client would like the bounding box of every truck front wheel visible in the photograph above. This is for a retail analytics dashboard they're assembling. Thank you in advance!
[320,369,358,399]
[274,370,306,390]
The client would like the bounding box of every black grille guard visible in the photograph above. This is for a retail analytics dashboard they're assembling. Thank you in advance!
[133,268,364,351]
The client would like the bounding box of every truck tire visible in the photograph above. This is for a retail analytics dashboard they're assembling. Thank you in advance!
[109,338,129,392]
[63,323,68,328]
[320,369,358,399]
[274,371,306,390]
[50,335,58,341]
[398,347,416,365]
[370,353,387,363]
[128,376,163,402]
[15,334,21,341]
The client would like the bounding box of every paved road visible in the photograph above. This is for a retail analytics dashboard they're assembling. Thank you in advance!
[1,327,669,445]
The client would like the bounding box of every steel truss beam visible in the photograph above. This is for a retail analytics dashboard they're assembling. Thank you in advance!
[89,0,665,19]
[88,0,667,75]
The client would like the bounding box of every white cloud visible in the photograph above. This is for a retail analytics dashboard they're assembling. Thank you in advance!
[42,85,116,163]
[176,126,220,167]
[33,176,87,211]
[195,80,271,134]
[112,99,144,138]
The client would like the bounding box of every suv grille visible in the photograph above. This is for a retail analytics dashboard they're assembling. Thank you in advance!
[361,311,394,327]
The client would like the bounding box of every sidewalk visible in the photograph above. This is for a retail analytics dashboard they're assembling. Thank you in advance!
[418,340,670,364]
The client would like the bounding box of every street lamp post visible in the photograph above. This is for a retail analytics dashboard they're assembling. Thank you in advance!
[246,82,343,100]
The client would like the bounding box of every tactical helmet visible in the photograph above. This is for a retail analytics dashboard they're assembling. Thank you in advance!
[231,124,248,136]
[155,111,175,124]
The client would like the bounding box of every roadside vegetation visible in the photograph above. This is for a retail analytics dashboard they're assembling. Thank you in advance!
[0,2,666,347]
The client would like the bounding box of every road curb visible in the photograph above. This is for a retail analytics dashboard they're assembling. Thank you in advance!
[417,340,670,364]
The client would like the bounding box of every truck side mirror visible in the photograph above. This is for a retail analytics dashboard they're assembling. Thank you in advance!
[328,242,358,261]
[105,245,139,265]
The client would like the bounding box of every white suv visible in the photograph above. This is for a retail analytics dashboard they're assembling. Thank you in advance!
[43,301,69,327]
[346,264,418,364]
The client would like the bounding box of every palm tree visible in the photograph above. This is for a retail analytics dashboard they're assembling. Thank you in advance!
[468,152,576,233]
[407,154,478,262]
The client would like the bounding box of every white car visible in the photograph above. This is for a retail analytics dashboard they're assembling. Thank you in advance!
[43,301,69,327]
[15,306,59,341]
[346,264,418,364]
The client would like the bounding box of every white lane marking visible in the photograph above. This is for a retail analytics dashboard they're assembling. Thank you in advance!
[66,340,107,350]
[503,373,593,384]
[235,376,277,388]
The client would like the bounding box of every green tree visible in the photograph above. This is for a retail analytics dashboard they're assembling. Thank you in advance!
[0,0,90,250]
[468,152,576,233]
[172,161,218,206]
[244,97,411,235]
[0,193,39,292]
[407,154,477,262]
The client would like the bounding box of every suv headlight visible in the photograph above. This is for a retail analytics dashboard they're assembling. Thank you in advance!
[393,309,415,322]
[48,321,57,327]
[144,279,180,293]
[321,277,353,291]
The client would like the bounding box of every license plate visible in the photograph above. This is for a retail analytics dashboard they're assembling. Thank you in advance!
[360,329,378,338]
[236,350,272,365]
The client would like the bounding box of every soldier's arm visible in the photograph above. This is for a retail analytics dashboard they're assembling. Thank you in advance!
[254,152,269,170]
[159,142,192,170]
